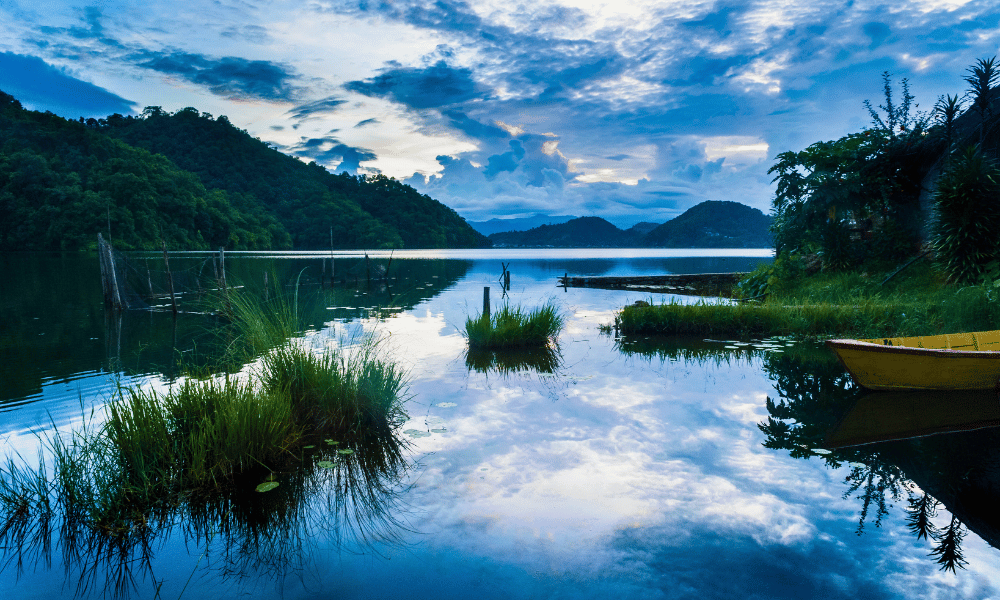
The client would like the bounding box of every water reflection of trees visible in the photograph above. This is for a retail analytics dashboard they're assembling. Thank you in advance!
[0,428,413,599]
[760,351,1000,572]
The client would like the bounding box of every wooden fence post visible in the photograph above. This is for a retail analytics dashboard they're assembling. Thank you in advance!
[483,286,490,320]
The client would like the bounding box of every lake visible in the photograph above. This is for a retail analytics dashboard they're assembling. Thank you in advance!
[2,248,999,599]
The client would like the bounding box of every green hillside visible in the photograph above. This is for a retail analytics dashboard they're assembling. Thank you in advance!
[0,91,287,251]
[0,91,489,251]
[643,201,772,248]
[98,108,487,250]
[489,216,631,247]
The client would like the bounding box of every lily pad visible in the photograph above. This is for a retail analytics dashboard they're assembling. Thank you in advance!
[430,428,448,433]
[317,460,335,469]
[337,448,354,455]
[404,429,431,438]
[303,445,316,449]
[325,439,340,445]
[437,402,457,408]
[255,481,280,493]
[813,448,832,455]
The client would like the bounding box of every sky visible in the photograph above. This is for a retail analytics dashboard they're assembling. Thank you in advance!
[1,1,999,227]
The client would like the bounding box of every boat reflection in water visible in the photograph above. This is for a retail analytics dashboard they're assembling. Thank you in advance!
[0,418,414,599]
[762,350,1000,572]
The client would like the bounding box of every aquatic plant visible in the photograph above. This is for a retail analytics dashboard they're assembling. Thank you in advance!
[465,345,562,375]
[0,287,411,595]
[464,302,564,349]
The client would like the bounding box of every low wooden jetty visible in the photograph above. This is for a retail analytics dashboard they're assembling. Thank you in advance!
[557,272,745,297]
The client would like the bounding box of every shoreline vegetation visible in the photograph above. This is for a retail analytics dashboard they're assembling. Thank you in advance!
[616,57,1000,341]
[0,285,410,561]
[614,259,1000,340]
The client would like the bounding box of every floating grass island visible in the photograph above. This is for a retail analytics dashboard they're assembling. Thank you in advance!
[464,303,564,350]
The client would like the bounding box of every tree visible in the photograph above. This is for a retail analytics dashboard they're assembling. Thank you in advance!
[964,56,999,147]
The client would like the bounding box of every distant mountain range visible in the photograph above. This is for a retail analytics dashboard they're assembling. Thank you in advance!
[488,201,772,248]
[468,214,579,236]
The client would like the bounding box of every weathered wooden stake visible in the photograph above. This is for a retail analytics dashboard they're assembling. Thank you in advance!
[218,247,227,290]
[504,270,511,290]
[161,240,178,314]
[483,286,490,320]
[105,238,123,310]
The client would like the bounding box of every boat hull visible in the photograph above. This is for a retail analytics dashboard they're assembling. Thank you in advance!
[827,339,1000,391]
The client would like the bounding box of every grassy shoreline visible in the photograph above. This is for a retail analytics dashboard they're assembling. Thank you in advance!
[614,261,1000,339]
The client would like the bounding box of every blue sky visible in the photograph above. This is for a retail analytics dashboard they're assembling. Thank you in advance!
[1,1,999,226]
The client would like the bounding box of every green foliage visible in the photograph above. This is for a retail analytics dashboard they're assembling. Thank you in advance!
[465,303,564,349]
[769,73,939,269]
[618,258,1000,339]
[964,56,998,146]
[932,146,1000,284]
[0,288,409,543]
[100,108,488,249]
[0,91,289,251]
[0,89,490,250]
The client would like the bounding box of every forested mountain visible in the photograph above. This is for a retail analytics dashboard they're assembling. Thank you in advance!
[489,216,632,247]
[0,91,287,251]
[643,201,773,248]
[488,202,773,248]
[468,214,578,236]
[0,91,489,251]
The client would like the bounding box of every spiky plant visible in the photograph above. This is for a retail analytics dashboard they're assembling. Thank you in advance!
[933,146,1000,284]
[964,56,999,146]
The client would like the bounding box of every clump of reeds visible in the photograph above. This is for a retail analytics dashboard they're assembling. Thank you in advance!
[616,298,920,339]
[464,303,564,349]
[260,340,408,445]
[0,285,410,561]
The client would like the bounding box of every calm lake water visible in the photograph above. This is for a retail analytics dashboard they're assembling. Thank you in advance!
[2,249,1000,599]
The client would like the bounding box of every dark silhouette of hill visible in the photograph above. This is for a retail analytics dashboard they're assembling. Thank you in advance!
[643,201,772,248]
[626,222,660,237]
[489,216,631,247]
[487,202,773,248]
[468,214,578,236]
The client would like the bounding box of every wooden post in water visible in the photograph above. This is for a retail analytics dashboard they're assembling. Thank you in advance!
[103,234,124,310]
[161,240,178,314]
[218,247,227,290]
[483,286,490,320]
[504,270,511,291]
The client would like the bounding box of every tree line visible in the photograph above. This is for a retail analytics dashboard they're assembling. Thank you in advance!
[768,58,1000,283]
[0,92,489,251]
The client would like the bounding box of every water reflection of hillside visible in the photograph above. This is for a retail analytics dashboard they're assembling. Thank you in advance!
[0,254,470,408]
[760,350,1000,572]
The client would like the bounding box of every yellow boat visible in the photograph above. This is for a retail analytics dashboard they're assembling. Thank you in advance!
[826,330,1000,391]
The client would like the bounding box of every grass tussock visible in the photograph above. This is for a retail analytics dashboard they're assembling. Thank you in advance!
[618,261,1000,339]
[465,303,564,349]
[0,287,409,553]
